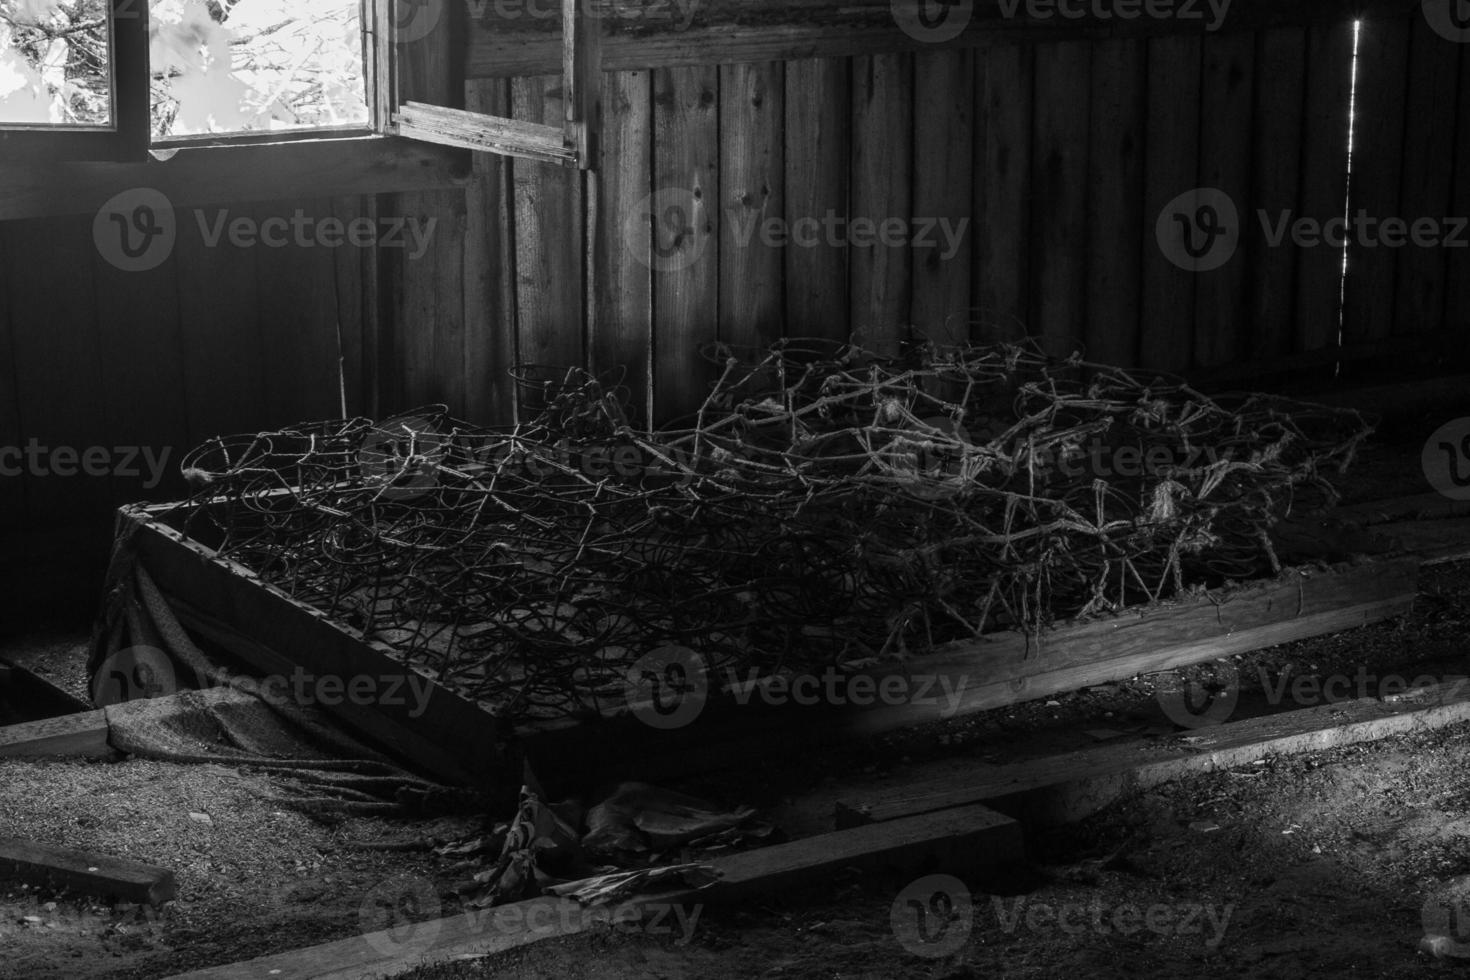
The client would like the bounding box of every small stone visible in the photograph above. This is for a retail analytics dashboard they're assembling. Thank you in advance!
[189,812,213,826]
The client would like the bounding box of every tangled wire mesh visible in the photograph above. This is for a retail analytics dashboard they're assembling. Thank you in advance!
[166,338,1370,722]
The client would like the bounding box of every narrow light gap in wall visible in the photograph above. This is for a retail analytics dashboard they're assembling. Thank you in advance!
[1334,18,1364,378]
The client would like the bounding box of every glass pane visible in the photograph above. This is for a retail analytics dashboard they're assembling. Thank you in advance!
[149,0,369,140]
[0,0,113,127]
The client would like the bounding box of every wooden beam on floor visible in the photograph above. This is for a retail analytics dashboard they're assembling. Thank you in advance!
[162,802,1021,979]
[0,838,178,905]
[0,710,111,759]
[835,676,1470,829]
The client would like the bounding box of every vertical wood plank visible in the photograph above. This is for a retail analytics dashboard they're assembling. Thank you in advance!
[331,196,369,418]
[589,70,653,428]
[784,58,851,342]
[1084,37,1146,368]
[1139,35,1202,373]
[1029,41,1091,352]
[973,43,1033,342]
[850,53,913,349]
[1192,31,1255,369]
[0,225,28,565]
[174,198,266,442]
[250,200,345,426]
[1448,41,1470,340]
[512,76,586,382]
[652,64,719,424]
[389,188,468,411]
[1293,20,1356,356]
[465,79,519,425]
[90,216,190,503]
[910,49,974,346]
[1248,27,1307,360]
[719,62,784,354]
[1391,15,1460,339]
[2,218,113,565]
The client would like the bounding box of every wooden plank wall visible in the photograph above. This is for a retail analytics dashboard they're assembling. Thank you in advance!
[420,5,1462,428]
[0,4,1463,617]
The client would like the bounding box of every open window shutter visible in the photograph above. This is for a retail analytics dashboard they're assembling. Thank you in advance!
[392,0,601,170]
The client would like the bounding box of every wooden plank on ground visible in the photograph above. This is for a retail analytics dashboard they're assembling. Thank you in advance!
[849,54,911,349]
[1083,37,1145,367]
[909,49,974,343]
[1138,34,1201,371]
[589,69,653,427]
[1028,40,1090,351]
[1192,30,1255,369]
[719,62,784,355]
[0,838,178,905]
[0,711,110,759]
[162,802,1020,979]
[972,42,1032,341]
[652,64,720,425]
[783,58,850,341]
[836,676,1470,829]
[1248,26,1307,360]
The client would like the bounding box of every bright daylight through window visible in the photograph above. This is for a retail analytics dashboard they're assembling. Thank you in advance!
[0,0,369,138]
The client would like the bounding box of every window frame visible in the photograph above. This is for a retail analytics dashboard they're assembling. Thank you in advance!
[0,0,149,162]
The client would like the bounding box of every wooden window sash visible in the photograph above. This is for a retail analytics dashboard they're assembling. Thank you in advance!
[0,0,149,162]
[392,0,600,170]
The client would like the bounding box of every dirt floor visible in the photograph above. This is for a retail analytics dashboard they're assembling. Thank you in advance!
[2,425,1469,979]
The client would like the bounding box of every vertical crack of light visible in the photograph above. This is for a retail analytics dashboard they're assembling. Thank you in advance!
[1336,19,1364,374]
